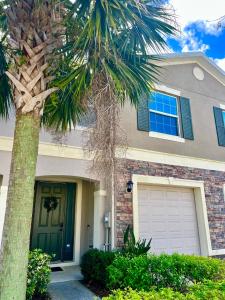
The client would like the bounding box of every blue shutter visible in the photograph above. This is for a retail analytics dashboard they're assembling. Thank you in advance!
[180,97,194,140]
[137,96,149,132]
[213,107,225,147]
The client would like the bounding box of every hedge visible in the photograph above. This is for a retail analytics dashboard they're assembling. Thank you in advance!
[103,281,225,300]
[81,249,116,287]
[107,253,225,292]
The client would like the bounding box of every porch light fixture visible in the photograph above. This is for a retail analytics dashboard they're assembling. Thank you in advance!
[127,180,134,193]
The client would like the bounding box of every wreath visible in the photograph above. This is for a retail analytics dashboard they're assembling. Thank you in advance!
[44,196,58,212]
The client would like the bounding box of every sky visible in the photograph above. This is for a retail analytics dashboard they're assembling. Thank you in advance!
[165,0,225,71]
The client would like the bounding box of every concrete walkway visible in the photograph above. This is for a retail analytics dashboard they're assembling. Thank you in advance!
[49,280,96,300]
[48,266,96,300]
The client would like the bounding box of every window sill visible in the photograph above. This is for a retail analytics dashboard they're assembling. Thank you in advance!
[149,132,185,143]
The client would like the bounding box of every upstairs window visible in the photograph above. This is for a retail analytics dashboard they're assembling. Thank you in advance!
[149,92,179,136]
[137,89,194,141]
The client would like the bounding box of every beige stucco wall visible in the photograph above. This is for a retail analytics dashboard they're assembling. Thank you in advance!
[1,62,224,163]
[120,63,225,162]
[80,180,95,257]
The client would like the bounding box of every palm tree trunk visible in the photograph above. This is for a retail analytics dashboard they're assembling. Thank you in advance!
[0,112,40,300]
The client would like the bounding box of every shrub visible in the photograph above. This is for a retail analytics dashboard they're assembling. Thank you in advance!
[27,249,51,300]
[81,249,116,287]
[107,254,225,292]
[102,288,190,300]
[122,225,152,256]
[147,253,225,291]
[189,280,225,299]
[107,255,151,291]
[103,282,225,300]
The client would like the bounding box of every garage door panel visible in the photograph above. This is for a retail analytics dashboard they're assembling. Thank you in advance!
[138,185,200,255]
[151,238,199,255]
[140,221,167,233]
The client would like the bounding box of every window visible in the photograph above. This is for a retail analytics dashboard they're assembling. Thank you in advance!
[149,91,179,136]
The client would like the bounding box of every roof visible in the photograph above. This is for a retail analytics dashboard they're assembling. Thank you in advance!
[157,52,225,86]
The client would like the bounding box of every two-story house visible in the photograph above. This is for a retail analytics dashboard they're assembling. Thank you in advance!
[0,52,225,266]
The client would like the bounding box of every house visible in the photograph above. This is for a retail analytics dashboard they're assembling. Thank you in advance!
[0,52,225,266]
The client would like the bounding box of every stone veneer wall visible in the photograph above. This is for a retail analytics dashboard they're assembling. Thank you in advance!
[116,159,225,251]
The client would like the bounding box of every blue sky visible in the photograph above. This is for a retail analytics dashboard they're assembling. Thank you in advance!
[164,0,225,71]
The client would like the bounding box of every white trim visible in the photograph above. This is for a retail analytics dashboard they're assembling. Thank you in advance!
[150,109,179,118]
[220,104,225,111]
[123,147,225,172]
[93,190,106,249]
[149,89,183,139]
[2,136,225,172]
[0,136,92,161]
[149,132,185,143]
[210,249,225,256]
[74,180,82,265]
[132,175,212,256]
[154,84,181,96]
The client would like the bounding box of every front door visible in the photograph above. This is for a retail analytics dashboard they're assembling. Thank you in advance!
[31,182,75,261]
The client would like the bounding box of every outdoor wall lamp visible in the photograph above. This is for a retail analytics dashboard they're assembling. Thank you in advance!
[127,180,134,193]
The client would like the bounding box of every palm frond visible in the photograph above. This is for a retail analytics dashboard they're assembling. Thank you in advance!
[45,0,177,129]
[42,62,93,131]
[64,0,176,96]
[0,41,12,119]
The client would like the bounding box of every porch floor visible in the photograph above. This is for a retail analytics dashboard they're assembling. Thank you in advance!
[48,266,96,300]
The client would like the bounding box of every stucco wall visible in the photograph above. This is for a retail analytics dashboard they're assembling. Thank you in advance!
[80,180,94,257]
[120,63,225,162]
[1,62,225,163]
[0,150,97,186]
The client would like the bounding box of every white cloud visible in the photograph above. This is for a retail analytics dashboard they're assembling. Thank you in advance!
[176,29,210,53]
[214,58,225,71]
[194,21,223,36]
[168,0,225,32]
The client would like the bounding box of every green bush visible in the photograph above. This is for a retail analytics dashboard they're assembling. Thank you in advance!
[103,282,225,300]
[189,280,225,299]
[103,288,189,300]
[27,249,51,300]
[107,255,151,291]
[122,225,152,256]
[107,254,225,292]
[81,249,116,287]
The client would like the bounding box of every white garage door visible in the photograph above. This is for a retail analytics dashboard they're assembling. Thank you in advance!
[138,185,200,255]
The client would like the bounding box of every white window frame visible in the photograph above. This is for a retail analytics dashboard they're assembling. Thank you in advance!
[149,91,182,140]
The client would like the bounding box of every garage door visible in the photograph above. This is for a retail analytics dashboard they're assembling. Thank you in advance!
[138,185,200,255]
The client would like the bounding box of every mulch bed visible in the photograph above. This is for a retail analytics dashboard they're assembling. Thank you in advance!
[81,280,110,298]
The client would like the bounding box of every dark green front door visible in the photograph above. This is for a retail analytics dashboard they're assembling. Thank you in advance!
[31,182,75,261]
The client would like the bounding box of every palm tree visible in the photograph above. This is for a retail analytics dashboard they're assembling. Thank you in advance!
[0,0,176,298]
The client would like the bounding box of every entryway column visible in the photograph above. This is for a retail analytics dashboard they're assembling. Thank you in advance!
[0,186,8,247]
[93,190,106,249]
